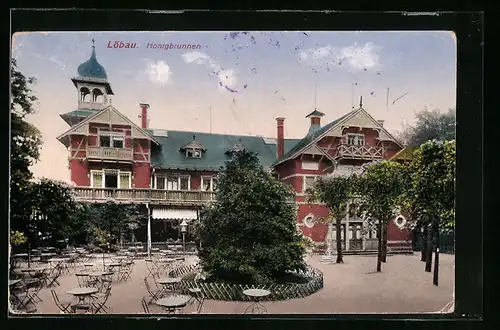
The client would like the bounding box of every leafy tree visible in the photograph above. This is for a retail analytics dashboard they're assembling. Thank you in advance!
[78,202,147,246]
[10,59,43,233]
[198,150,306,285]
[356,161,408,272]
[306,175,358,263]
[401,140,455,285]
[398,107,456,147]
[25,179,79,247]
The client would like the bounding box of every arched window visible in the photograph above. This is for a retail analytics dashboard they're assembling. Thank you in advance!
[80,87,90,102]
[92,88,104,103]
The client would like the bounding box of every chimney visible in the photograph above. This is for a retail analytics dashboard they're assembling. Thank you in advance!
[139,103,150,129]
[276,117,285,158]
[377,120,385,127]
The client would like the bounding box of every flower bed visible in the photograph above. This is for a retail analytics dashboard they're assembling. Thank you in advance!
[171,263,323,301]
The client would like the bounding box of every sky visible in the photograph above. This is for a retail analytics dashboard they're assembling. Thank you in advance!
[11,31,457,183]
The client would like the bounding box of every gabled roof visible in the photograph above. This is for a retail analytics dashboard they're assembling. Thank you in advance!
[57,105,159,147]
[273,106,404,167]
[180,138,206,151]
[390,146,416,162]
[273,110,355,166]
[145,129,300,171]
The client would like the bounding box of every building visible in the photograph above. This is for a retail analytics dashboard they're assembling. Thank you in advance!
[57,44,412,253]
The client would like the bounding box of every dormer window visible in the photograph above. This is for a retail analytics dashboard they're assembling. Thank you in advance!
[347,133,365,146]
[186,148,202,159]
[226,140,247,156]
[180,135,206,159]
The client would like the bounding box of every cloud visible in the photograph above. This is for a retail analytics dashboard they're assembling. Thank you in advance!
[181,51,237,92]
[299,42,381,71]
[146,60,172,85]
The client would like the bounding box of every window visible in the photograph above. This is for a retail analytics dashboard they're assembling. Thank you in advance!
[100,135,111,147]
[155,175,191,190]
[186,148,202,158]
[303,214,315,228]
[112,136,124,148]
[347,134,365,146]
[99,131,125,149]
[90,170,131,188]
[304,176,316,191]
[201,176,217,191]
[156,177,165,190]
[167,176,179,190]
[180,176,189,190]
[394,215,407,228]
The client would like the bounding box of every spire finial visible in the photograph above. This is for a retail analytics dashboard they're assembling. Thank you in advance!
[359,96,363,108]
[92,38,95,47]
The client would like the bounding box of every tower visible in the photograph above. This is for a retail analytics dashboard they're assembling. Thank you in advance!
[71,39,114,112]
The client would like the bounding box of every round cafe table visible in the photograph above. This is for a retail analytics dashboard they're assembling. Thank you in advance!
[155,295,191,314]
[67,287,99,304]
[157,277,181,296]
[243,289,271,314]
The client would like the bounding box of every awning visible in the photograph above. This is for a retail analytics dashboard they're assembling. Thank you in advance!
[152,208,198,220]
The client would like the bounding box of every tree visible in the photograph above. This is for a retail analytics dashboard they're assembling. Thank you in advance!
[26,179,79,247]
[80,202,147,247]
[10,59,43,234]
[398,107,456,147]
[356,161,408,272]
[306,175,358,263]
[401,140,455,285]
[198,150,306,285]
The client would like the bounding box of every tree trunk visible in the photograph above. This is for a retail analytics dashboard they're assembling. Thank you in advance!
[421,226,427,262]
[425,225,433,272]
[335,221,343,263]
[377,220,382,272]
[433,224,440,286]
[381,221,388,263]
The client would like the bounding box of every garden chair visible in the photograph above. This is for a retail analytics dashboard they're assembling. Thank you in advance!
[75,273,90,287]
[46,266,62,287]
[141,297,150,314]
[145,259,160,279]
[50,289,72,314]
[144,277,160,304]
[186,273,205,313]
[92,286,111,314]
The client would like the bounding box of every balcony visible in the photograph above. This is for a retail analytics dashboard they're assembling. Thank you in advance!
[87,147,133,162]
[72,187,216,206]
[336,144,384,160]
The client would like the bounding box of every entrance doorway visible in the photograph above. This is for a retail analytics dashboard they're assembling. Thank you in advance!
[104,172,118,188]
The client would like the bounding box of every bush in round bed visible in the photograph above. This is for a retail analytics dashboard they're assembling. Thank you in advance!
[196,149,307,286]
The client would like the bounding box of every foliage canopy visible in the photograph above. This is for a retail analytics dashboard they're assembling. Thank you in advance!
[197,150,306,285]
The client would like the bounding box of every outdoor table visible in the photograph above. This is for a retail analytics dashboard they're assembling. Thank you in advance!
[243,289,271,314]
[157,277,181,296]
[67,287,99,304]
[155,295,191,314]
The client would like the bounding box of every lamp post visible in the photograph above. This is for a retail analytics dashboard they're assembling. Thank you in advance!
[180,220,188,256]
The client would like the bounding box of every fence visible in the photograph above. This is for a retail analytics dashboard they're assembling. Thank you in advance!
[171,263,324,301]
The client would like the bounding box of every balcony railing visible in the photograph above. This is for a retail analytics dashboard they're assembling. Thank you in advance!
[87,147,133,161]
[336,144,383,160]
[72,187,216,205]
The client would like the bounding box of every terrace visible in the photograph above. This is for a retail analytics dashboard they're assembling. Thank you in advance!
[9,252,455,315]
